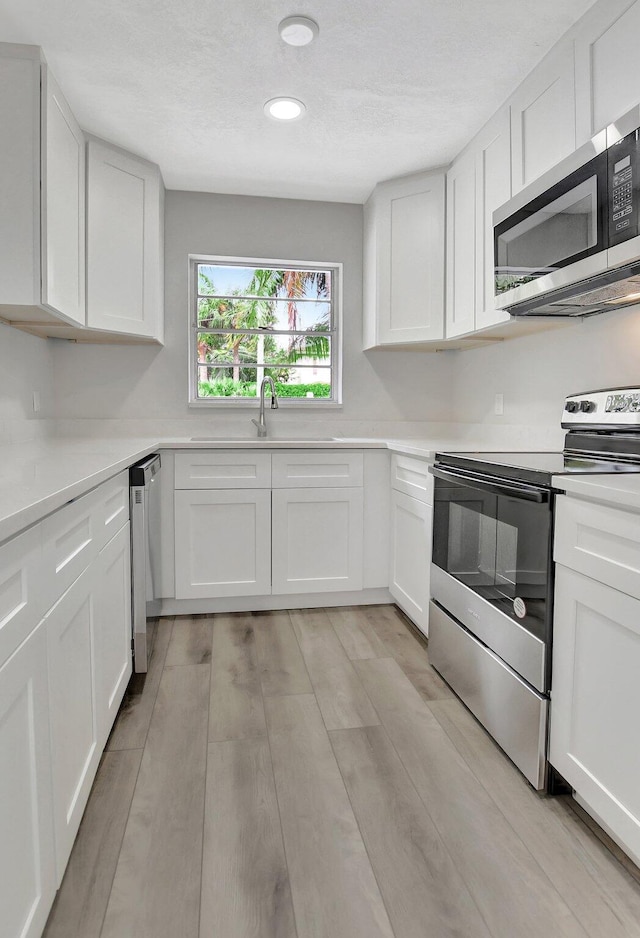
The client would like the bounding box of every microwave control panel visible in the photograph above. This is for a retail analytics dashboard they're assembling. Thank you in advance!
[609,130,640,246]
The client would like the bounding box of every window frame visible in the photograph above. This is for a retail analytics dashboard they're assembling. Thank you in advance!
[188,254,343,408]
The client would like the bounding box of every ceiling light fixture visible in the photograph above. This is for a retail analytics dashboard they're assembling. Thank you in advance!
[278,15,319,46]
[264,97,306,121]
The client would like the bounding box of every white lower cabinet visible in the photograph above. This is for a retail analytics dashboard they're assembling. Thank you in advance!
[174,489,272,599]
[272,487,364,594]
[46,562,101,882]
[389,490,432,637]
[0,620,56,938]
[550,563,640,867]
[95,523,132,748]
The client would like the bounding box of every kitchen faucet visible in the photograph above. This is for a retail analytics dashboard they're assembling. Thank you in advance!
[251,375,279,438]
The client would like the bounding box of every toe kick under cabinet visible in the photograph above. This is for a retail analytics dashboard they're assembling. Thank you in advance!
[172,450,388,604]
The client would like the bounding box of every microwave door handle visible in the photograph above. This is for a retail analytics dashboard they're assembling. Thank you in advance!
[431,466,549,503]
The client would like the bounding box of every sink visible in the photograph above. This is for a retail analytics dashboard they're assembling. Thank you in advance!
[189,436,336,443]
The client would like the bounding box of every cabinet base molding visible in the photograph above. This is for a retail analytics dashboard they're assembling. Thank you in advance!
[158,588,392,617]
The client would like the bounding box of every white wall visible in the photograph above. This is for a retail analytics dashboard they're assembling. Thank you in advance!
[52,190,453,437]
[0,320,53,444]
[451,304,640,447]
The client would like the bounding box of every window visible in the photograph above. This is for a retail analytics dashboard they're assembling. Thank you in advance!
[189,257,341,405]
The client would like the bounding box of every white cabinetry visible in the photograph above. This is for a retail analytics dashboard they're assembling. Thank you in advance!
[510,41,576,194]
[0,43,86,329]
[0,620,56,938]
[0,469,133,929]
[363,169,446,347]
[550,493,640,867]
[46,563,101,880]
[174,489,272,599]
[389,454,433,636]
[172,450,373,604]
[272,488,364,594]
[86,138,164,341]
[95,523,132,746]
[446,108,512,338]
[446,149,476,338]
[575,0,640,143]
[474,108,512,330]
[41,68,86,325]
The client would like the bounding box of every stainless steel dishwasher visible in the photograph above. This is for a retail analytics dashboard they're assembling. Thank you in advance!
[130,454,162,673]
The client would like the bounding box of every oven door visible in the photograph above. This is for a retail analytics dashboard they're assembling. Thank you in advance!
[431,466,553,691]
[494,149,608,310]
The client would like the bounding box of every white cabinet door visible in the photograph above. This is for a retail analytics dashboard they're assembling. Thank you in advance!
[0,620,56,938]
[550,565,640,867]
[272,488,364,594]
[174,489,271,599]
[86,137,163,340]
[95,523,132,748]
[372,169,446,345]
[389,490,432,637]
[446,148,476,338]
[510,42,576,194]
[41,66,85,325]
[474,107,512,330]
[46,564,101,882]
[575,0,640,143]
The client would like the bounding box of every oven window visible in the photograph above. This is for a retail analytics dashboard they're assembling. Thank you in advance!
[433,478,552,640]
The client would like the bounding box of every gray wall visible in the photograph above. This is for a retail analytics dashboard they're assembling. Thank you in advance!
[52,190,453,434]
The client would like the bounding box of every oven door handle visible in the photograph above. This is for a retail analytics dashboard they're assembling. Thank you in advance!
[430,466,550,503]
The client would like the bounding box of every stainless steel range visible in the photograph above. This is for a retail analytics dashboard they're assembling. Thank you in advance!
[429,387,640,789]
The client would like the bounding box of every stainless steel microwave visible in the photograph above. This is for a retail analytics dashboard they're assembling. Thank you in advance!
[493,107,640,317]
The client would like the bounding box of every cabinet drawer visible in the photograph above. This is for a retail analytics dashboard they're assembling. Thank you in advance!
[390,453,433,504]
[554,495,640,600]
[98,471,129,547]
[271,451,363,488]
[0,524,44,668]
[174,452,271,489]
[42,488,101,607]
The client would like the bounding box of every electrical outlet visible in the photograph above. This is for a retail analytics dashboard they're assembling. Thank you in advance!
[494,393,504,416]
[32,390,41,413]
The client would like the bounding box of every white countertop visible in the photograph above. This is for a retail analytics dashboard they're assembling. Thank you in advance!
[0,435,458,544]
[552,472,640,512]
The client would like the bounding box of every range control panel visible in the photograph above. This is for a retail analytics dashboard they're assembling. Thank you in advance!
[563,388,640,426]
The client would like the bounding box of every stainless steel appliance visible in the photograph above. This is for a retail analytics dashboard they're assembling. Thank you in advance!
[493,106,640,317]
[429,388,640,789]
[130,454,161,673]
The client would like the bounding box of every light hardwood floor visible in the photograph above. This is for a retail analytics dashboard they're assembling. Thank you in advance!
[43,605,640,938]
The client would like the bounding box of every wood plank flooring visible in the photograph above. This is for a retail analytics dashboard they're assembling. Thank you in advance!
[44,604,640,938]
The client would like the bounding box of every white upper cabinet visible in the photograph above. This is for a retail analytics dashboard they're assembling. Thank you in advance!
[445,108,512,338]
[510,40,576,194]
[363,169,446,347]
[41,68,86,325]
[474,107,511,330]
[446,149,476,338]
[0,43,86,327]
[575,0,640,143]
[86,137,164,341]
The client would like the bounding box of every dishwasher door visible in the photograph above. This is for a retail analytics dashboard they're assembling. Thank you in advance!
[130,454,161,673]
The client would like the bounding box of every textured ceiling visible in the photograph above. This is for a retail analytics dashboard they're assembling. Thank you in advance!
[0,0,596,202]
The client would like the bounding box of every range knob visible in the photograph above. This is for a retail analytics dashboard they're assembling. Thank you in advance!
[565,401,579,413]
[579,400,595,413]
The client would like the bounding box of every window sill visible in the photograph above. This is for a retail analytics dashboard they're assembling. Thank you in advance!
[188,399,343,410]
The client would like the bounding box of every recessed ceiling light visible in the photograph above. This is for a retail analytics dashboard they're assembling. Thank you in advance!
[278,15,319,46]
[264,97,306,121]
